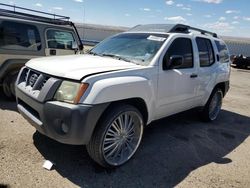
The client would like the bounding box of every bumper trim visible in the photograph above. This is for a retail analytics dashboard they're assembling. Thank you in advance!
[17,104,42,127]
[16,85,110,145]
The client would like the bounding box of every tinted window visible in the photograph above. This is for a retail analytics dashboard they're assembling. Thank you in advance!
[196,37,215,67]
[0,21,41,51]
[215,40,230,63]
[46,30,75,50]
[163,38,193,69]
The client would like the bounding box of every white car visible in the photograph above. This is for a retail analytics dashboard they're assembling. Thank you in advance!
[16,24,230,168]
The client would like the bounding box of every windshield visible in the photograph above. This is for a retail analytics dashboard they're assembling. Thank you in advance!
[90,33,168,65]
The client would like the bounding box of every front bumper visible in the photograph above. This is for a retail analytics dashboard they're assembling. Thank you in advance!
[16,67,109,145]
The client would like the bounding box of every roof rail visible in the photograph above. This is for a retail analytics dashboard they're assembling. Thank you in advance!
[170,24,218,38]
[0,3,72,26]
[129,24,218,38]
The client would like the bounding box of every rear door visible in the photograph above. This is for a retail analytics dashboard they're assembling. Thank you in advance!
[45,29,78,56]
[156,37,200,119]
[195,37,217,105]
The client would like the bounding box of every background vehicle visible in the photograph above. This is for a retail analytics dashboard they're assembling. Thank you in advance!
[16,24,231,168]
[231,54,250,69]
[0,3,83,98]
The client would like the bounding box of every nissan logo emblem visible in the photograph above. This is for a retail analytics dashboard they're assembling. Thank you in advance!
[29,74,38,86]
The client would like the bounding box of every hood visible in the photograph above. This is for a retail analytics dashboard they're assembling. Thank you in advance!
[26,54,140,80]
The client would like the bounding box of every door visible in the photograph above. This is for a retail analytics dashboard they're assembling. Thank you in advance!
[195,37,217,105]
[156,37,199,119]
[45,29,78,56]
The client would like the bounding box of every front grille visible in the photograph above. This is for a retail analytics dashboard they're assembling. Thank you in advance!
[20,68,50,91]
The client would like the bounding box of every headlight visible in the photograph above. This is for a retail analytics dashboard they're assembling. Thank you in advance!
[54,81,89,104]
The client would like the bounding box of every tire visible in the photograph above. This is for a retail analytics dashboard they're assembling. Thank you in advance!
[87,104,144,168]
[201,88,223,122]
[2,71,18,100]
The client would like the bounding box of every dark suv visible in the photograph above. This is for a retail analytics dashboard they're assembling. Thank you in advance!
[0,3,83,98]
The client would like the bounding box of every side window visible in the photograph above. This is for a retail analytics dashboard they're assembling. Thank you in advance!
[163,38,193,69]
[196,37,215,67]
[46,29,75,50]
[215,40,230,63]
[0,21,41,51]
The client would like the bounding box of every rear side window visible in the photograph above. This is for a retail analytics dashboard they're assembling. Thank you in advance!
[46,29,75,50]
[196,37,215,67]
[0,21,41,51]
[215,40,230,63]
[164,37,193,69]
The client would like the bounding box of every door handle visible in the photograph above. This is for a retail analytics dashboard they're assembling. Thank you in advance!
[50,49,56,55]
[190,74,198,78]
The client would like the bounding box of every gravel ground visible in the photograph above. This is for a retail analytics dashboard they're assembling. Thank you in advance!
[0,68,249,188]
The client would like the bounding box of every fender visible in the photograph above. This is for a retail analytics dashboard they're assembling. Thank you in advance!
[82,76,156,124]
[0,59,29,81]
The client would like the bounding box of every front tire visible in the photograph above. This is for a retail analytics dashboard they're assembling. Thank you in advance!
[87,104,144,168]
[2,71,18,99]
[201,88,223,121]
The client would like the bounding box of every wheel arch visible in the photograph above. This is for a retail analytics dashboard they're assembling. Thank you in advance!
[98,98,149,126]
[214,81,229,97]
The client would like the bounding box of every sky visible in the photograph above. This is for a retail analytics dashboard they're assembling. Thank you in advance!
[1,0,250,37]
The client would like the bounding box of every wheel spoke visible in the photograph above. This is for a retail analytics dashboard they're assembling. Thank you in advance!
[125,116,133,132]
[128,130,135,138]
[124,114,129,131]
[117,116,124,131]
[106,143,120,158]
[104,140,119,152]
[125,140,134,153]
[112,143,123,159]
[127,123,135,135]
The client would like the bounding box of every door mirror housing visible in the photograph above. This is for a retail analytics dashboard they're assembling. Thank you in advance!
[167,55,184,69]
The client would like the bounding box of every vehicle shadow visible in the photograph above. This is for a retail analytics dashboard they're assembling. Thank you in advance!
[33,109,250,188]
[0,89,17,112]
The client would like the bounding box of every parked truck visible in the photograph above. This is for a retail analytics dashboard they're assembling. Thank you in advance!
[0,3,83,98]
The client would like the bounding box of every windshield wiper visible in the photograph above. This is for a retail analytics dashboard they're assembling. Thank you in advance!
[101,53,132,63]
[88,51,99,55]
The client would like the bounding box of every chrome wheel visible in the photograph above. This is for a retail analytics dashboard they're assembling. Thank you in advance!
[102,111,143,166]
[208,90,223,120]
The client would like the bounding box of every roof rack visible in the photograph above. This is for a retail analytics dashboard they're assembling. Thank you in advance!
[129,24,218,38]
[0,3,72,26]
[170,24,218,38]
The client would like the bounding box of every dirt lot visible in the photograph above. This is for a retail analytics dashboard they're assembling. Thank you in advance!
[0,68,249,188]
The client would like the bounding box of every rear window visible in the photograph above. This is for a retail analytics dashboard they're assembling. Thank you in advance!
[196,37,215,67]
[0,21,41,51]
[215,40,230,63]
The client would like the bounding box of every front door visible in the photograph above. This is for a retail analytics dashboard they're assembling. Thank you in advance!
[156,37,199,119]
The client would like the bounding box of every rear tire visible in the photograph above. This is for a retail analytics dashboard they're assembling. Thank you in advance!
[2,71,18,100]
[87,104,144,168]
[201,88,223,122]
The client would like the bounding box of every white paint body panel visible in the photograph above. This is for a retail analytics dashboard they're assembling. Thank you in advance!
[26,54,139,80]
[25,32,231,125]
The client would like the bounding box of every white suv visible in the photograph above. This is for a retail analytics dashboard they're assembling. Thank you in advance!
[16,24,230,168]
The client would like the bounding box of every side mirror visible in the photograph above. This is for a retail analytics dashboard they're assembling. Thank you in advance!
[168,55,184,69]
